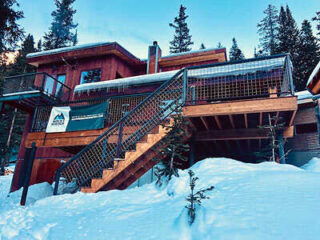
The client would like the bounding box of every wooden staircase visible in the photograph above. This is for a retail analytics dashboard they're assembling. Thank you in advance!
[81,120,173,193]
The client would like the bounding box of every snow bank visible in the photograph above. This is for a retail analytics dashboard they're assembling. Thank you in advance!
[301,157,320,172]
[1,158,320,240]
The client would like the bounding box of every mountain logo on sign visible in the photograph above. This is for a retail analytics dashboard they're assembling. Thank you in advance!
[52,113,65,126]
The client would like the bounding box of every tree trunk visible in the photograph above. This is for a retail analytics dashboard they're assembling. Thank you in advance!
[0,108,17,175]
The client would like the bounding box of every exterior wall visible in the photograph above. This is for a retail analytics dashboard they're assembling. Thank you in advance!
[36,55,139,97]
[286,101,320,167]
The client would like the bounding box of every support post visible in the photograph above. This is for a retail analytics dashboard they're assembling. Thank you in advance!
[182,69,188,105]
[277,133,285,164]
[189,133,195,167]
[20,142,36,206]
[116,121,124,159]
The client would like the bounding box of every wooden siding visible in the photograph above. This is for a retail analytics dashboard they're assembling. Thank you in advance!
[294,107,317,125]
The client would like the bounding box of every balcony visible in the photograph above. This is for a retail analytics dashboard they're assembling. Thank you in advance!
[0,72,71,112]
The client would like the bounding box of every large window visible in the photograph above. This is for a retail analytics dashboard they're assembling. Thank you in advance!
[80,69,101,84]
[55,74,66,98]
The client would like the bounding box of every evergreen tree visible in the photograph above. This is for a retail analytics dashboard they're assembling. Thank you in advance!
[169,5,193,53]
[37,39,42,52]
[43,0,78,50]
[313,11,320,38]
[257,4,279,55]
[0,0,24,82]
[7,34,36,75]
[229,38,245,61]
[217,42,224,48]
[200,43,206,50]
[276,5,300,88]
[185,170,214,225]
[295,20,320,91]
[153,113,190,186]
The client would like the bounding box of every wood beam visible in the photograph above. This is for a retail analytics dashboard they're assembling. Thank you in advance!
[183,97,297,117]
[259,112,263,126]
[228,115,235,128]
[214,116,222,130]
[289,110,297,126]
[244,114,248,128]
[274,111,280,125]
[200,117,209,130]
[195,126,294,141]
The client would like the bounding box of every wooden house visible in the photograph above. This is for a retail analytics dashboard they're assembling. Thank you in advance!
[0,41,297,194]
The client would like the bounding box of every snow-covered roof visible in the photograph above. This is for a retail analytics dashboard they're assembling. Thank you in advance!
[27,42,113,58]
[188,55,286,78]
[74,70,179,93]
[295,90,313,104]
[307,61,320,86]
[161,47,224,59]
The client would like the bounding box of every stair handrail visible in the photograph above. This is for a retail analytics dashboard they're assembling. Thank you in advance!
[53,68,187,195]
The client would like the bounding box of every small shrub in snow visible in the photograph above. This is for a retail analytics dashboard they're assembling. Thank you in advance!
[185,170,214,225]
[153,112,189,186]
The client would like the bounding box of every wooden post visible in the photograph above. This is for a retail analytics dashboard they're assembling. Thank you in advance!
[189,133,195,167]
[277,133,285,164]
[20,142,36,206]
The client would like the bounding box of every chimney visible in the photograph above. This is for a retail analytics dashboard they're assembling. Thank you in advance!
[147,41,161,74]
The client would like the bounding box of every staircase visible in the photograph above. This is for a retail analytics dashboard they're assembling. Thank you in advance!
[81,120,173,193]
[53,69,188,195]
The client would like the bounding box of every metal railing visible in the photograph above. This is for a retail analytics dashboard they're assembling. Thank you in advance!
[1,72,71,102]
[30,94,149,132]
[53,54,294,194]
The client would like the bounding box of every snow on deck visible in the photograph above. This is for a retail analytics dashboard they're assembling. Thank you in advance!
[1,158,320,239]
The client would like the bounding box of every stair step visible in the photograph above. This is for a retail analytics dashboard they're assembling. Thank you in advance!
[114,158,125,161]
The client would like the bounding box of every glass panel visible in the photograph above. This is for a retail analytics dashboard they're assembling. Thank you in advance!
[44,75,55,95]
[80,69,101,84]
[55,74,66,98]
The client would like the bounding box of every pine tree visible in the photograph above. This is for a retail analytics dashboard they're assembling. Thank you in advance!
[276,6,300,57]
[153,113,190,186]
[313,11,320,38]
[217,42,224,48]
[295,20,320,91]
[0,0,24,83]
[276,5,301,89]
[229,38,245,61]
[37,39,42,52]
[185,170,214,225]
[257,4,279,55]
[7,34,36,75]
[254,115,288,162]
[43,0,78,50]
[169,5,193,53]
[200,43,206,50]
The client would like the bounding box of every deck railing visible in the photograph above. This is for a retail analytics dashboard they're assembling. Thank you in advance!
[50,54,294,194]
[30,94,149,132]
[1,72,71,102]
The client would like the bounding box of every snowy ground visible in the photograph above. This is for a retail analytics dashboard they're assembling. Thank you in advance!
[1,158,320,240]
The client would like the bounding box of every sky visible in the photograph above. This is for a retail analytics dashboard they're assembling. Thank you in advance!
[17,0,320,59]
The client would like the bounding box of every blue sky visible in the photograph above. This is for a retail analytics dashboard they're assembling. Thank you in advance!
[18,0,319,59]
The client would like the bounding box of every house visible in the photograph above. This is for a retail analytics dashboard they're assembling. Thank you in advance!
[0,41,297,194]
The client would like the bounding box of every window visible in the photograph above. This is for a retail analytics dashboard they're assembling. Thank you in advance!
[44,75,55,95]
[55,74,66,98]
[296,123,318,134]
[80,69,101,84]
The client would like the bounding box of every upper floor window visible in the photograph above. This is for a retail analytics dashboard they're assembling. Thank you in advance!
[80,69,101,84]
[55,74,66,98]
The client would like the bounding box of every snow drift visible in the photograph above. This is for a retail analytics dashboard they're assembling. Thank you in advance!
[1,158,320,240]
